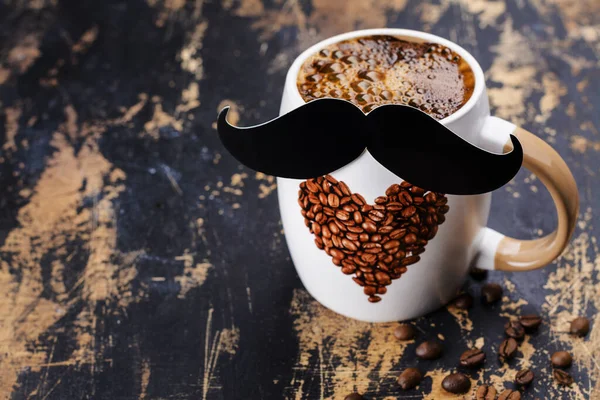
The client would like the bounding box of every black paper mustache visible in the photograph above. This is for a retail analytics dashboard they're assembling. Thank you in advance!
[217,98,523,195]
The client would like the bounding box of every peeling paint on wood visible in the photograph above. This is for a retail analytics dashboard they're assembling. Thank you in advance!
[0,0,598,398]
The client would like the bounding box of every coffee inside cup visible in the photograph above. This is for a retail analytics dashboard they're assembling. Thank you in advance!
[296,35,475,120]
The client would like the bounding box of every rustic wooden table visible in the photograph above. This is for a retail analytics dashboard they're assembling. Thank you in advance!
[0,0,598,399]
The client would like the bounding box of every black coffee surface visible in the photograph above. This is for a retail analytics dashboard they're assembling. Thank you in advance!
[297,35,475,120]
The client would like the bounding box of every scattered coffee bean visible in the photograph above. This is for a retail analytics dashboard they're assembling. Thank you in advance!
[452,293,473,309]
[551,351,572,368]
[504,320,526,341]
[498,338,518,363]
[553,369,574,386]
[469,266,488,281]
[475,385,497,400]
[459,348,486,368]
[397,367,422,390]
[498,389,521,400]
[344,394,364,400]
[394,324,416,341]
[570,317,590,337]
[441,372,471,394]
[416,340,443,360]
[519,314,542,332]
[515,368,534,386]
[481,283,503,304]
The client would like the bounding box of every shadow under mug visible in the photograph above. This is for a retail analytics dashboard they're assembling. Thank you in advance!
[276,28,579,323]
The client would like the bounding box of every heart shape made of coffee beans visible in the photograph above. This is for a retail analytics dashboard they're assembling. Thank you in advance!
[298,175,449,303]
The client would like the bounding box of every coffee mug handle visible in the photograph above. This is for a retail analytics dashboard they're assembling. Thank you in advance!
[473,116,579,271]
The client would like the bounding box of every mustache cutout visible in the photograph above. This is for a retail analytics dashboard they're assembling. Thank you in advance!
[217,98,523,195]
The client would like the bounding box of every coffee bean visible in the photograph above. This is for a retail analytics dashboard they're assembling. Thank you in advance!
[360,253,376,263]
[332,235,342,248]
[389,228,407,239]
[348,225,363,234]
[416,340,443,360]
[498,338,518,363]
[336,210,350,221]
[314,237,324,249]
[368,295,381,303]
[352,277,364,286]
[519,314,542,332]
[383,240,401,251]
[327,193,340,208]
[329,248,345,260]
[386,202,403,211]
[338,181,350,196]
[570,317,590,337]
[328,221,340,235]
[368,209,385,222]
[398,191,413,205]
[378,225,393,234]
[504,320,525,341]
[441,373,471,394]
[404,233,417,244]
[362,220,377,233]
[453,293,473,309]
[318,192,328,205]
[386,184,400,196]
[306,180,320,193]
[321,224,332,239]
[342,238,358,251]
[424,192,437,203]
[469,266,488,281]
[551,351,572,368]
[364,245,382,254]
[325,174,338,184]
[411,186,425,196]
[397,367,422,390]
[401,206,417,218]
[498,389,521,400]
[364,286,376,296]
[342,204,356,213]
[475,385,497,400]
[344,393,364,400]
[341,265,355,275]
[460,348,485,368]
[375,196,387,204]
[370,234,382,243]
[481,283,503,304]
[346,232,359,241]
[351,193,365,206]
[394,324,416,340]
[382,213,394,226]
[515,368,534,386]
[553,369,574,386]
[375,270,391,285]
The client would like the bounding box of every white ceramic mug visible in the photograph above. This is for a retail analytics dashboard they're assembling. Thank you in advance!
[276,28,579,322]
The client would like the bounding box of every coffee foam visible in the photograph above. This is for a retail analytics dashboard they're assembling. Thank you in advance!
[297,35,475,120]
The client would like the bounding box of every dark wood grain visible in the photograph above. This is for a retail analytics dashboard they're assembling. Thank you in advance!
[0,0,598,399]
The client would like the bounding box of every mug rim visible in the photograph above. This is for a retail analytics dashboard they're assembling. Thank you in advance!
[285,28,486,125]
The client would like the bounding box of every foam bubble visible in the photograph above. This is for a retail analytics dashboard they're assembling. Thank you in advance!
[297,35,475,120]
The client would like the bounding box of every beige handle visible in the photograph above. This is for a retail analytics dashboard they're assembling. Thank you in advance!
[494,127,579,271]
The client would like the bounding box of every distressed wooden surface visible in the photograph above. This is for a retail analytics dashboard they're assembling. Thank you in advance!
[0,0,599,399]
